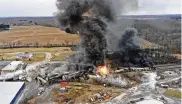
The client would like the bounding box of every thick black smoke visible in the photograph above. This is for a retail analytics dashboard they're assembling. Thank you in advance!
[56,0,115,66]
[119,28,140,51]
[56,0,115,30]
[56,0,155,69]
[118,28,153,67]
[107,28,154,68]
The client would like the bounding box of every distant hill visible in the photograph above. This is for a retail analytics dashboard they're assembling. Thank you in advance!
[0,14,181,26]
[0,17,56,27]
[120,14,181,20]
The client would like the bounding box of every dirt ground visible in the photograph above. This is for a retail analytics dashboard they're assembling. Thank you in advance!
[28,82,125,104]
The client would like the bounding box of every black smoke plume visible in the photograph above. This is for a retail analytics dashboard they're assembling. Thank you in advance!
[118,28,153,67]
[107,28,154,68]
[56,0,155,69]
[119,28,140,51]
[56,0,115,66]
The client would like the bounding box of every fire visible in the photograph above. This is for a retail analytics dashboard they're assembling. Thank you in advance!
[96,65,109,77]
[82,9,92,17]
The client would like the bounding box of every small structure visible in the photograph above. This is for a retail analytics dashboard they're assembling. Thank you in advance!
[16,52,33,60]
[0,82,25,104]
[0,24,10,30]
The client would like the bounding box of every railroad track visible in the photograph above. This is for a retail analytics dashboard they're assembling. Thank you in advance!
[155,64,181,67]
[114,64,181,73]
[155,64,181,71]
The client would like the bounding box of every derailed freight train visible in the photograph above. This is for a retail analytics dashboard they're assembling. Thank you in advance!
[47,63,95,84]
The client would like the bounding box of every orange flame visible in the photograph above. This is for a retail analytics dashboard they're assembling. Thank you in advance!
[96,65,109,77]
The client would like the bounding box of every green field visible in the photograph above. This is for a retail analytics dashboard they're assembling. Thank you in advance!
[0,53,46,63]
[0,47,75,63]
[164,89,182,99]
[51,52,75,61]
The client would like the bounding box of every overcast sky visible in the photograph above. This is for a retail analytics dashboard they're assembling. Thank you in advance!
[0,0,181,17]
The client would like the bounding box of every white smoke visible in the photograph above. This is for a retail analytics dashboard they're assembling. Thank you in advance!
[141,72,157,89]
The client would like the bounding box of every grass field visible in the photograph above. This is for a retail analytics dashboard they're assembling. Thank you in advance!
[0,47,75,62]
[51,52,76,61]
[31,53,46,61]
[0,53,15,60]
[0,26,80,45]
[0,53,46,63]
[164,89,182,99]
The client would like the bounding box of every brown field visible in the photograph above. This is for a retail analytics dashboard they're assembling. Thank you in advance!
[0,26,80,45]
[0,47,72,53]
[0,26,157,62]
[0,26,155,48]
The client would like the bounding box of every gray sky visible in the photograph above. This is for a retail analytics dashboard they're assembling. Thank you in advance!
[126,0,181,15]
[0,0,181,17]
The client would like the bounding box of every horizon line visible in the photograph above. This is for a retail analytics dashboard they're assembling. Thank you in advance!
[0,14,181,18]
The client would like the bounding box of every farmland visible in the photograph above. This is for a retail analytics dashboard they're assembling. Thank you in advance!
[0,25,157,49]
[0,26,80,45]
[0,26,80,62]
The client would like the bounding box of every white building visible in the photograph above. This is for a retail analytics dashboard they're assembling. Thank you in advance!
[0,82,25,104]
[16,52,33,59]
